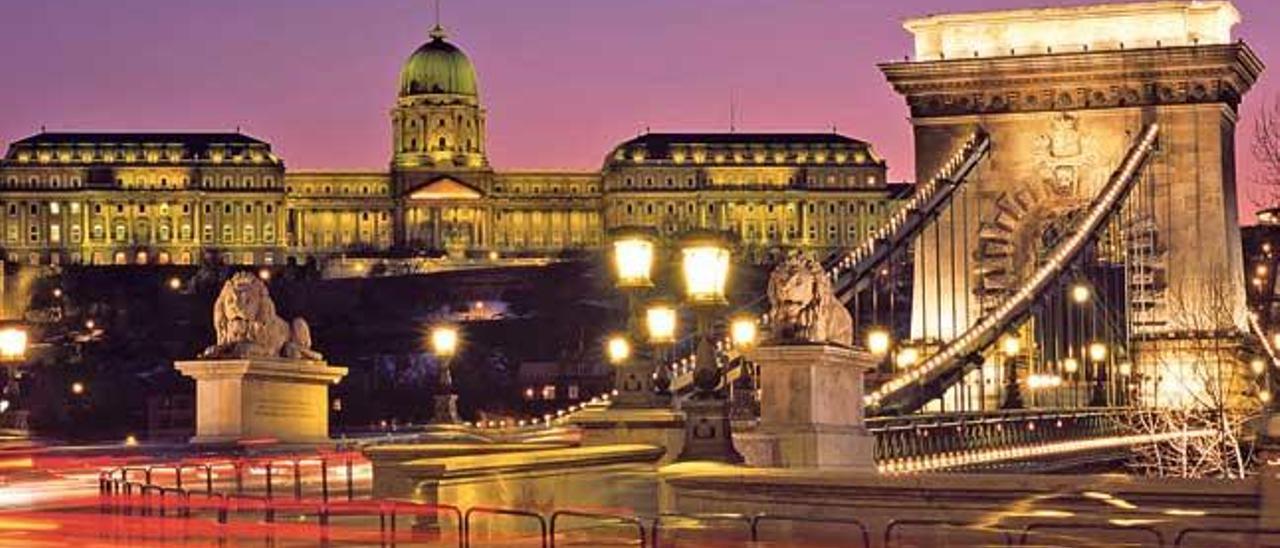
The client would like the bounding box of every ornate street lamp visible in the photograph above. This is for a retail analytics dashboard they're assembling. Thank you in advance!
[613,229,656,290]
[608,228,663,408]
[676,230,741,463]
[430,324,461,424]
[679,230,732,394]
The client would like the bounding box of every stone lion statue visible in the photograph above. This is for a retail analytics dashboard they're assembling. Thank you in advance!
[766,253,854,346]
[200,272,323,360]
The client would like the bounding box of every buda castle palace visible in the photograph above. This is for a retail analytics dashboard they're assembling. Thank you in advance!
[0,22,900,268]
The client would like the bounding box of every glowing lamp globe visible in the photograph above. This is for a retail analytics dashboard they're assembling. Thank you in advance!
[1118,361,1133,376]
[645,304,678,345]
[1062,357,1080,374]
[612,230,655,289]
[730,316,758,349]
[1252,359,1267,376]
[607,336,631,365]
[1000,335,1021,357]
[1088,342,1107,362]
[679,232,731,306]
[866,328,892,356]
[430,325,459,358]
[0,327,28,361]
[1071,284,1091,304]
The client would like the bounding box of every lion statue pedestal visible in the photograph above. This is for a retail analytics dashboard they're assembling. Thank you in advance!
[739,345,876,470]
[176,273,347,445]
[733,253,874,470]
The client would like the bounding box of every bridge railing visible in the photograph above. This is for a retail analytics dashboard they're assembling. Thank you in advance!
[869,407,1131,470]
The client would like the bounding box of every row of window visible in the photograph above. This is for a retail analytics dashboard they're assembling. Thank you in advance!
[6,201,280,217]
[615,201,885,217]
[1,174,279,189]
[617,149,874,165]
[8,250,277,268]
[7,221,278,245]
[615,173,880,189]
[287,184,389,196]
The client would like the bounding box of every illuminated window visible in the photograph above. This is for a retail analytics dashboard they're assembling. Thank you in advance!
[541,385,556,400]
[70,225,81,243]
[50,224,60,243]
[222,225,234,242]
[114,225,126,241]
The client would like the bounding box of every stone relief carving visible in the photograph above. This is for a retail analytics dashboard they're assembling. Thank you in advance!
[200,272,323,361]
[971,112,1167,317]
[766,253,854,347]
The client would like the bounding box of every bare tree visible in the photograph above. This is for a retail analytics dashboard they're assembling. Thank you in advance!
[1252,96,1280,208]
[1125,270,1261,479]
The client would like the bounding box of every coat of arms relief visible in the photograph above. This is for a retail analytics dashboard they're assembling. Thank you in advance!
[972,112,1167,320]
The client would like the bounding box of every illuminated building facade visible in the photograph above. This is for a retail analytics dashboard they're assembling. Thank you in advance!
[0,24,896,266]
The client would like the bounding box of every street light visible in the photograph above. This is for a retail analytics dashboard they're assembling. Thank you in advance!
[730,316,757,350]
[646,302,678,398]
[1001,335,1021,357]
[431,325,459,359]
[0,327,28,361]
[1253,358,1268,376]
[866,328,891,357]
[613,229,656,289]
[646,305,678,345]
[1088,342,1107,362]
[167,277,182,291]
[1062,357,1080,374]
[680,231,731,307]
[606,335,631,365]
[1071,284,1091,304]
[70,381,85,396]
[676,230,742,463]
[429,325,460,424]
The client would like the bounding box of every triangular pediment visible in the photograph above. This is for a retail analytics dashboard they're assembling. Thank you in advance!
[405,176,483,200]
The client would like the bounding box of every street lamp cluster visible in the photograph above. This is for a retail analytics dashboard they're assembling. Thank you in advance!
[608,228,742,406]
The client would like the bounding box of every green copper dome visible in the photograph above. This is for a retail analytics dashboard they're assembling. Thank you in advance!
[398,26,479,98]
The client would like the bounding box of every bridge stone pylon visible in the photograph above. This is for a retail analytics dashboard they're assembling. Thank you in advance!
[880,1,1263,369]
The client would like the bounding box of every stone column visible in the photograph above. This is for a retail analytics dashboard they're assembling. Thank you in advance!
[744,344,876,470]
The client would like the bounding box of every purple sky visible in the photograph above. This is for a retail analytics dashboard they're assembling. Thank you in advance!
[0,0,1276,218]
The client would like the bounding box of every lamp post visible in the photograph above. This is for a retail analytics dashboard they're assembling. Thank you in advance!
[1062,356,1080,407]
[1000,333,1024,409]
[430,325,460,424]
[0,324,28,428]
[1088,341,1108,407]
[609,228,663,408]
[676,230,742,463]
[727,315,760,420]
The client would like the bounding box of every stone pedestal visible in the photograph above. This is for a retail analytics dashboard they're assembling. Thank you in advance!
[176,358,348,444]
[572,406,686,463]
[677,398,743,463]
[744,344,875,470]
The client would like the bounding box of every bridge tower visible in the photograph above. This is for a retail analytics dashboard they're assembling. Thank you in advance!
[881,1,1263,390]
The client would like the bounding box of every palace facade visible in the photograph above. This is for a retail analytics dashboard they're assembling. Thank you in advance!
[0,24,900,267]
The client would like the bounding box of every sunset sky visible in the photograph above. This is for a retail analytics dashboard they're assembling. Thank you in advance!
[1,0,1276,219]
